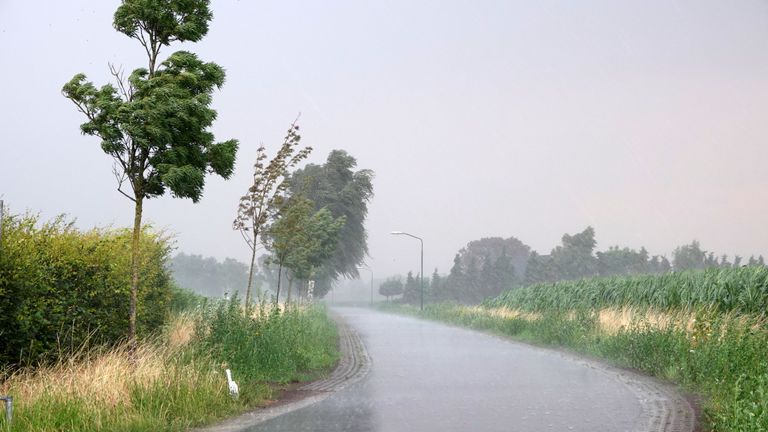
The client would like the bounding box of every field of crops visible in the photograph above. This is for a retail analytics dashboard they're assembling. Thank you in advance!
[485,266,768,313]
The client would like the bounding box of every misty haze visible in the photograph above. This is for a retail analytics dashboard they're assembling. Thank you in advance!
[1,1,766,431]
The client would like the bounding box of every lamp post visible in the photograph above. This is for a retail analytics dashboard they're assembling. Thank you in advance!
[390,231,424,311]
[357,266,374,306]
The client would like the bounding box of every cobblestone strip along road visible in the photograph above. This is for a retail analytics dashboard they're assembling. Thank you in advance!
[300,316,372,393]
[196,315,371,432]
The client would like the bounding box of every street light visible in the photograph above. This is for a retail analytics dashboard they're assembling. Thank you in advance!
[357,266,374,306]
[390,231,424,311]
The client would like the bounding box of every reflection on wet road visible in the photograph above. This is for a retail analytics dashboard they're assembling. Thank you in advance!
[247,307,648,432]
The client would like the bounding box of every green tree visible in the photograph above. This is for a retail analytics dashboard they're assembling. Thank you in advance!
[401,271,420,305]
[596,246,650,277]
[378,277,404,301]
[445,237,527,301]
[290,150,374,296]
[672,241,707,271]
[444,253,466,301]
[428,268,443,301]
[264,196,344,303]
[62,0,237,346]
[233,122,311,308]
[524,251,548,285]
[550,226,598,280]
[492,249,516,294]
[455,237,530,281]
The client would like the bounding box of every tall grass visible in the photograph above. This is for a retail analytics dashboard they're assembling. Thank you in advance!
[0,300,338,432]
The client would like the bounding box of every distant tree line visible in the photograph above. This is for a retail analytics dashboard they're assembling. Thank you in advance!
[385,226,765,305]
[169,253,251,298]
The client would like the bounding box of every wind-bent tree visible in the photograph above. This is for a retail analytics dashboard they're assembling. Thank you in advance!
[263,196,345,303]
[62,0,238,347]
[289,150,374,297]
[233,122,311,308]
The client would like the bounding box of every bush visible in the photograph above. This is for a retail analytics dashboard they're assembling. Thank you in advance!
[0,212,175,366]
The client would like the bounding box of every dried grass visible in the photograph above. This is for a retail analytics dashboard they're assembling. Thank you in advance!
[1,315,207,410]
[478,306,542,321]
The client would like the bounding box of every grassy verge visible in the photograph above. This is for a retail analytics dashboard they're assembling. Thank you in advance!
[379,302,768,431]
[0,300,339,432]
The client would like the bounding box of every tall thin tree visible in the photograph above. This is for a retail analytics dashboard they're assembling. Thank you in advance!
[233,121,311,308]
[62,0,238,347]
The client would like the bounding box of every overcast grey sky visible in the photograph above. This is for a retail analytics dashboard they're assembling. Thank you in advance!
[1,0,767,280]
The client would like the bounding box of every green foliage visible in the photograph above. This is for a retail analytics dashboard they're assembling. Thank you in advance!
[233,121,312,306]
[596,246,651,276]
[523,226,599,284]
[0,213,174,366]
[434,237,527,303]
[61,50,237,203]
[290,150,374,297]
[2,302,339,431]
[487,266,768,314]
[378,277,404,300]
[401,271,420,305]
[194,297,339,384]
[672,240,707,271]
[113,0,212,45]
[264,196,345,291]
[167,285,206,312]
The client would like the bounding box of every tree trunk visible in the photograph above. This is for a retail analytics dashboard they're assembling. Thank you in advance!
[275,261,283,304]
[286,276,293,306]
[129,195,143,351]
[245,227,258,309]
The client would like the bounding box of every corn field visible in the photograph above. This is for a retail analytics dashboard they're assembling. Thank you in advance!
[485,266,768,313]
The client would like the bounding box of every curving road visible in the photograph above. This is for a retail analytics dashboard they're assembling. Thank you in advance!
[244,307,694,432]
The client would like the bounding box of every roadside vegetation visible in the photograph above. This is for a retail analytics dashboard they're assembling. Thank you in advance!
[381,266,768,432]
[0,211,339,431]
[0,212,176,367]
[1,299,338,432]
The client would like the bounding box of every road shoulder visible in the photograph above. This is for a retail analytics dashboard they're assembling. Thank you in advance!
[194,315,371,432]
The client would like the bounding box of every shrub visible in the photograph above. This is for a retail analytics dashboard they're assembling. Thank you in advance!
[0,212,174,366]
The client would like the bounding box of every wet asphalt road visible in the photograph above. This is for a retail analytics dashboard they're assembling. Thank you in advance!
[246,307,653,432]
